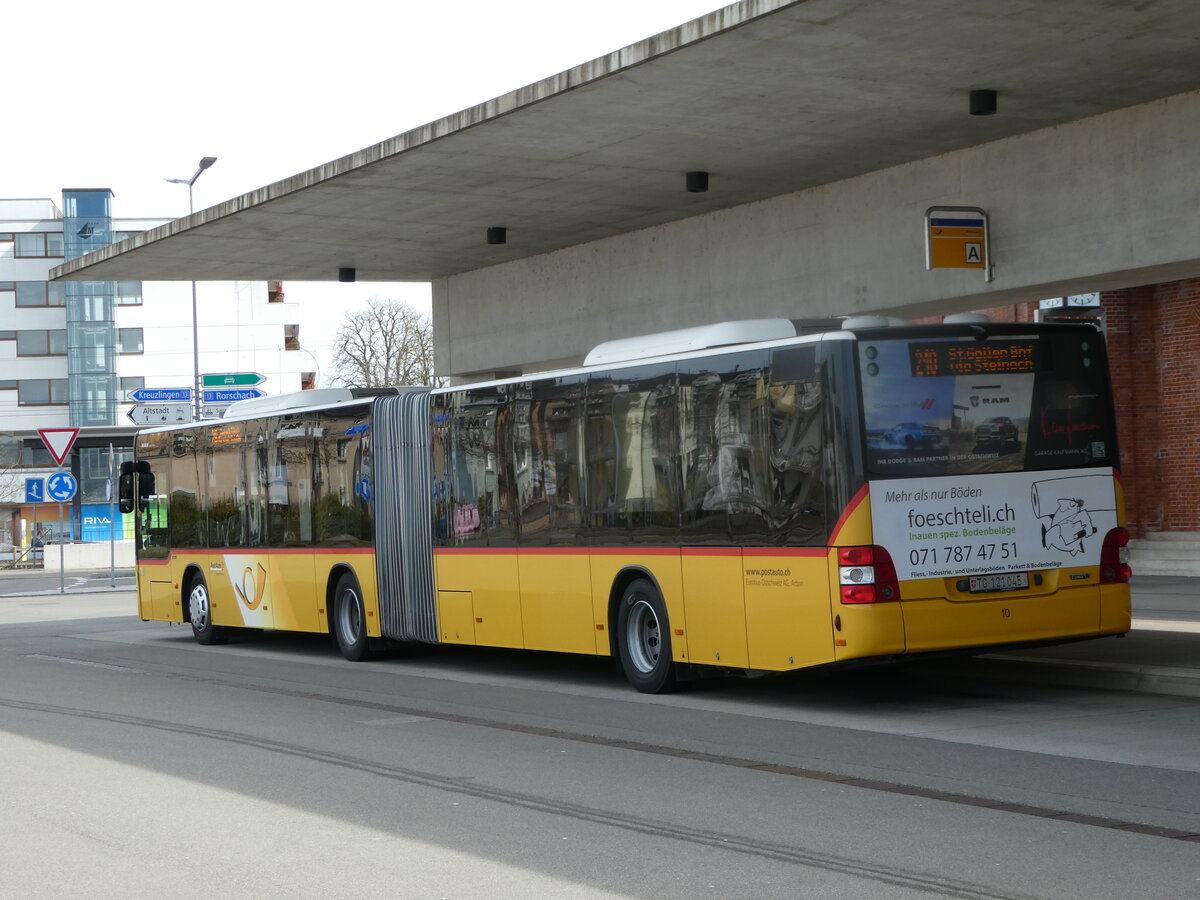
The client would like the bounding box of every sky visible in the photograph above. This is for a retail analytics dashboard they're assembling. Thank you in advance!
[6,0,728,385]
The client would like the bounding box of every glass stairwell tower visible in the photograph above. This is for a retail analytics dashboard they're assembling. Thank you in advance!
[61,189,118,425]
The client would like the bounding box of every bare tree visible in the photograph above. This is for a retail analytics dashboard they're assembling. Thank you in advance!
[329,298,439,388]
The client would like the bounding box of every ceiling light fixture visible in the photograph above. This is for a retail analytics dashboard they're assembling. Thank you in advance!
[969,89,998,116]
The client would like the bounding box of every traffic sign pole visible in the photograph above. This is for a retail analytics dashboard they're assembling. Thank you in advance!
[42,471,78,588]
[58,501,65,593]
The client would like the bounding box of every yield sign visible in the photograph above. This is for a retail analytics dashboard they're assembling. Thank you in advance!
[38,428,80,466]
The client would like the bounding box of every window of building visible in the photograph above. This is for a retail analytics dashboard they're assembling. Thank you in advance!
[0,234,13,242]
[0,331,14,341]
[0,435,18,468]
[284,324,299,351]
[301,372,316,391]
[15,282,66,307]
[0,380,17,390]
[114,281,142,305]
[268,282,284,303]
[22,440,54,467]
[120,376,145,396]
[16,330,67,356]
[118,328,144,354]
[14,232,63,258]
[18,379,69,405]
[0,282,13,291]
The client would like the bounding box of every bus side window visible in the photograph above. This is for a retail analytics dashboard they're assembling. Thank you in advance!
[519,377,585,546]
[679,352,768,544]
[449,387,509,546]
[765,346,826,546]
[168,430,205,549]
[587,364,679,544]
[315,411,371,546]
[206,432,244,548]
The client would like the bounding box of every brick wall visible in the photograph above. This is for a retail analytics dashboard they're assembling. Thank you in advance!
[1104,279,1200,534]
[932,283,1200,535]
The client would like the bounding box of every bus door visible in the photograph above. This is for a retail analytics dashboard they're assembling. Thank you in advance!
[211,426,274,631]
[516,380,594,654]
[743,348,834,671]
[265,417,320,633]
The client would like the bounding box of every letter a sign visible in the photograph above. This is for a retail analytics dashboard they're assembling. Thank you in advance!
[39,428,79,466]
[925,206,992,282]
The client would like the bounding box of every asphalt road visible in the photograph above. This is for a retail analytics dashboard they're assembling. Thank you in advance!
[0,590,1197,898]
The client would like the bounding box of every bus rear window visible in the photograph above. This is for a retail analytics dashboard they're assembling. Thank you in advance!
[858,331,1117,478]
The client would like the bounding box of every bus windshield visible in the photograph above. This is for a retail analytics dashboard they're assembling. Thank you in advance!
[858,328,1117,479]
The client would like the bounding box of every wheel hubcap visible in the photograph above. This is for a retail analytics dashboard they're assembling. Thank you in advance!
[338,588,362,645]
[626,598,661,674]
[189,584,209,630]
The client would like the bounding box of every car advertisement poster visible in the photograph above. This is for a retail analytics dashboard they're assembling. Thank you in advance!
[870,467,1118,581]
[859,335,1114,477]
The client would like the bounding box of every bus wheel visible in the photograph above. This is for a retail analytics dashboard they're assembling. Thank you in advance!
[187,575,225,645]
[333,573,372,662]
[617,578,677,694]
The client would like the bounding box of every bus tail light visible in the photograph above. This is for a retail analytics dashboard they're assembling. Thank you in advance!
[1100,527,1131,584]
[838,546,900,604]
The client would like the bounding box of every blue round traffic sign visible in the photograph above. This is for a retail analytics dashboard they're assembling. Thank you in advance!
[46,471,78,502]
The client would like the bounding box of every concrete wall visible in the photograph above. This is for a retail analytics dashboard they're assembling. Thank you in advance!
[434,89,1200,378]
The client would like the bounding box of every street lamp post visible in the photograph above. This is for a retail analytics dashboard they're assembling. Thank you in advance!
[165,156,217,421]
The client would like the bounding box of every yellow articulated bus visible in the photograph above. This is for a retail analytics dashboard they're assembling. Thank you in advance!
[121,318,1131,692]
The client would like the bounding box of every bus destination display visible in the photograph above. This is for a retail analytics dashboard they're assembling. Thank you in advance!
[908,340,1039,377]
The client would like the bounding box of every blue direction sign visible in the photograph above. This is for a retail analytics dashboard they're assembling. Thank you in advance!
[202,388,266,404]
[46,472,78,503]
[25,478,45,504]
[129,387,192,403]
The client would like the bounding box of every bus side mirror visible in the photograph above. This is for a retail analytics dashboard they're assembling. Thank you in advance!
[135,460,156,512]
[118,461,136,514]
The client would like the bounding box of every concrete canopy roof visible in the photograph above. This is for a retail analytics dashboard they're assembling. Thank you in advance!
[54,0,1200,284]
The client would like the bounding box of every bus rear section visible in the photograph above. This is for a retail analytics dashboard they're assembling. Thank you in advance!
[834,323,1131,662]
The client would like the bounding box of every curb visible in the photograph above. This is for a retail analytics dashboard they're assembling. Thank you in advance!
[971,654,1200,700]
[0,586,135,599]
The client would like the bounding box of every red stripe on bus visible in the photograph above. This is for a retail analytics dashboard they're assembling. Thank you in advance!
[827,483,870,545]
[742,547,827,557]
[137,547,375,562]
[587,547,681,556]
[434,547,511,555]
[434,546,683,556]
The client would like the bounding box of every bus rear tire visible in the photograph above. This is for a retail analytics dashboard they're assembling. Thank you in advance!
[617,578,677,694]
[187,574,225,646]
[333,572,372,662]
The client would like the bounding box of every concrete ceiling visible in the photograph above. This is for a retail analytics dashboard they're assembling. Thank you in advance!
[54,0,1200,284]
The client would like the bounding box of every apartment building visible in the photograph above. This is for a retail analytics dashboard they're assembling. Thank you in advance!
[1,189,314,549]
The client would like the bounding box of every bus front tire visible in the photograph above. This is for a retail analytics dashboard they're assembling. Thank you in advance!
[616,578,677,694]
[188,575,225,645]
[333,573,372,662]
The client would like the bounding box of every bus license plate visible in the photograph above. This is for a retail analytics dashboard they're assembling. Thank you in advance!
[969,572,1029,594]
